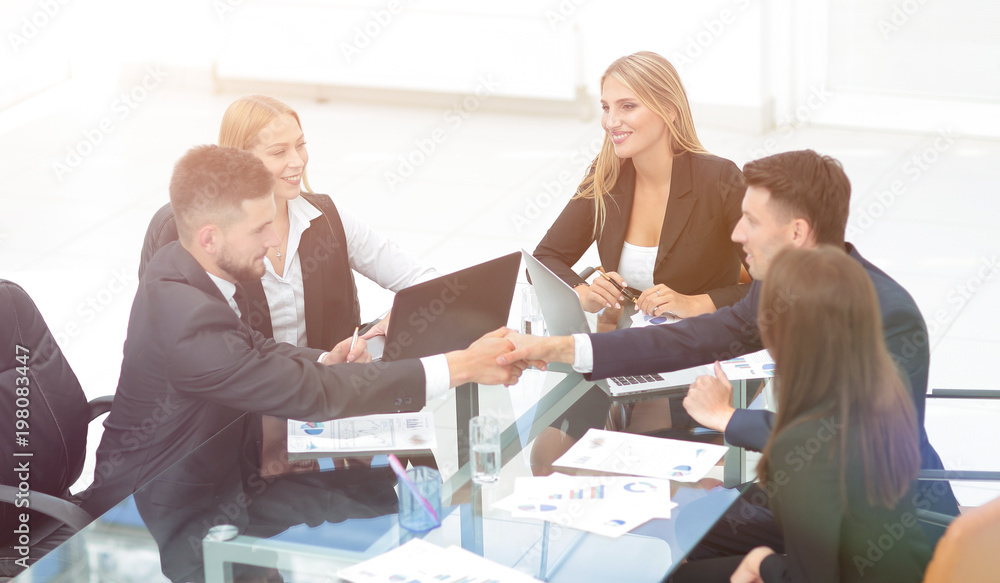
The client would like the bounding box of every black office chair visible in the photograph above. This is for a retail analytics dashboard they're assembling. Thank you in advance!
[0,280,113,577]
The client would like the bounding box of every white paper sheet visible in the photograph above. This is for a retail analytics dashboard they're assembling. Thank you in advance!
[287,411,436,458]
[338,538,542,583]
[553,429,727,483]
[493,473,677,538]
[717,349,775,380]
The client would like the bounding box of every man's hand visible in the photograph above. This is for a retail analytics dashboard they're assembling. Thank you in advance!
[446,328,527,386]
[497,332,575,369]
[683,361,736,432]
[637,284,716,319]
[322,335,371,365]
[578,271,629,313]
[730,546,775,583]
[360,312,390,340]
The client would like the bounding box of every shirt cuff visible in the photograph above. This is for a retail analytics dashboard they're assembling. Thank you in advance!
[317,352,329,363]
[572,333,594,373]
[421,354,450,401]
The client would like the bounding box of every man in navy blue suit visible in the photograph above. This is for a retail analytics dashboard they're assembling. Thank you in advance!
[503,149,958,552]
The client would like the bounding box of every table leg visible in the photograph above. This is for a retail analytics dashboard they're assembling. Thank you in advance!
[723,379,748,488]
[455,382,479,469]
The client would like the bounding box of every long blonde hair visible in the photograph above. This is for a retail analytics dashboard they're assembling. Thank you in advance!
[218,95,313,193]
[576,52,707,235]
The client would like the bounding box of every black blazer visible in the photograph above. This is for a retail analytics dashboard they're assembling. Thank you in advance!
[533,152,749,308]
[759,417,930,582]
[586,244,958,515]
[78,242,425,519]
[138,193,361,350]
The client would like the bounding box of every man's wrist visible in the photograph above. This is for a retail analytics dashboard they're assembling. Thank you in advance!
[444,351,472,387]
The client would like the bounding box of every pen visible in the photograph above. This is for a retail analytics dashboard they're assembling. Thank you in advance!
[349,326,359,352]
[598,271,638,304]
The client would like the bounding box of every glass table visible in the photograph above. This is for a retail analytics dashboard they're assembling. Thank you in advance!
[13,368,752,583]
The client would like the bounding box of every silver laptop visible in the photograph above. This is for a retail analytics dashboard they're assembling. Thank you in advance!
[521,250,707,397]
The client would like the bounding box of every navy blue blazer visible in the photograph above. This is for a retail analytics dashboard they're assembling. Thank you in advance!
[587,245,956,514]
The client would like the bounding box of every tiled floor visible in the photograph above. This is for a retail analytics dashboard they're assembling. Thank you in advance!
[2,81,998,504]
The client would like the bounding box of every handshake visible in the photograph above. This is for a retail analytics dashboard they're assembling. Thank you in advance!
[443,328,574,387]
[322,326,574,389]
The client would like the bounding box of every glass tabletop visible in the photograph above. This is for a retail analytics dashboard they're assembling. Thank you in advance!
[14,369,748,583]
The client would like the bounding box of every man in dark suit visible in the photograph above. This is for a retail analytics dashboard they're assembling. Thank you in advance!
[78,145,522,579]
[501,150,958,551]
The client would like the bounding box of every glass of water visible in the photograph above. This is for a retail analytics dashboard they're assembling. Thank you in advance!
[469,415,500,484]
[520,286,546,336]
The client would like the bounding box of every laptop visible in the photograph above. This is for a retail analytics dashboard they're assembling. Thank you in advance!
[521,250,708,397]
[372,251,521,362]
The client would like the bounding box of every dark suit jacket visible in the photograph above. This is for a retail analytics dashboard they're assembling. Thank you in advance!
[79,242,424,519]
[587,245,957,514]
[533,152,749,308]
[139,193,362,349]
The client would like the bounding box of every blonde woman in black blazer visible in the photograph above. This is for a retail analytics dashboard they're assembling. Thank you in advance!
[534,52,749,326]
[530,51,749,474]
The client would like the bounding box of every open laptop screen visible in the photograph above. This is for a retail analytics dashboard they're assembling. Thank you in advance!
[380,252,520,362]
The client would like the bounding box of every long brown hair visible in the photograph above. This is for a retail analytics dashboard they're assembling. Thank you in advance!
[218,95,313,193]
[574,52,707,235]
[756,246,919,508]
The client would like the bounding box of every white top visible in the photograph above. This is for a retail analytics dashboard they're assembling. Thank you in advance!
[262,195,439,348]
[262,195,321,346]
[617,241,657,292]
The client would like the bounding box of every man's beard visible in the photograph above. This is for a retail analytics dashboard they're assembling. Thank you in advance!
[218,247,266,282]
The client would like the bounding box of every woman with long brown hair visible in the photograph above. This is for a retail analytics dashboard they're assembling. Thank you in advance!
[676,245,931,582]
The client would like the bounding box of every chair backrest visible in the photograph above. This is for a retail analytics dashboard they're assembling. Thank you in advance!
[922,495,1000,582]
[0,280,89,543]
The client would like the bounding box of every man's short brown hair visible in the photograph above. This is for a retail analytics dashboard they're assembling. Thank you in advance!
[743,150,851,247]
[168,145,273,241]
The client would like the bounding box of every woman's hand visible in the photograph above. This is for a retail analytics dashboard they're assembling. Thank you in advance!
[577,271,629,313]
[360,312,390,339]
[730,546,775,583]
[637,284,716,319]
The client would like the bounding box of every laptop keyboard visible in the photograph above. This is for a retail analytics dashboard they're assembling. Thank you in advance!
[609,373,665,386]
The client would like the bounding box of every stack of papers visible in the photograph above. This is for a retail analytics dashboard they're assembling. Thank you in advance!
[338,538,541,583]
[553,429,727,483]
[494,473,677,538]
[287,412,436,460]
